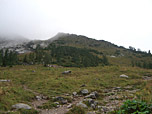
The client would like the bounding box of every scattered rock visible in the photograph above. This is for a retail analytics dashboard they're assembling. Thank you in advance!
[87,111,96,114]
[61,99,68,104]
[12,103,32,110]
[56,105,60,108]
[102,106,109,112]
[42,96,48,100]
[143,76,152,80]
[84,98,98,109]
[67,104,72,108]
[85,91,98,99]
[81,89,89,95]
[97,106,102,109]
[65,93,70,96]
[91,104,96,110]
[120,74,129,78]
[110,55,116,58]
[36,96,42,100]
[114,87,121,90]
[54,102,59,105]
[72,92,77,97]
[48,65,58,68]
[36,95,48,100]
[76,102,88,108]
[62,70,71,74]
[80,84,86,87]
[88,99,98,106]
[54,97,68,104]
[0,79,11,82]
[55,96,64,101]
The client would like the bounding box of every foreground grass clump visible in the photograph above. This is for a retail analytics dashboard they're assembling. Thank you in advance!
[114,100,152,114]
[37,101,57,109]
[66,106,86,114]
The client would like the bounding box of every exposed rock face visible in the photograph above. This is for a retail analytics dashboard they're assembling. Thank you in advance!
[120,74,129,78]
[12,103,32,110]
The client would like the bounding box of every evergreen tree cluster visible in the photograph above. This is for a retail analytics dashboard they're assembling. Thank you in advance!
[131,60,152,69]
[0,49,18,67]
[21,45,108,67]
[50,46,102,67]
[0,44,109,67]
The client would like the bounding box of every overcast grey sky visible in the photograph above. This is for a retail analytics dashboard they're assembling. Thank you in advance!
[0,0,152,51]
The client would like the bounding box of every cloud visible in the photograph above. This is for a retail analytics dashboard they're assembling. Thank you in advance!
[0,0,152,51]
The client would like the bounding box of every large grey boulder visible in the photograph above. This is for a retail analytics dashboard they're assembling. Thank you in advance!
[76,102,88,108]
[120,74,129,78]
[81,89,89,95]
[12,103,32,110]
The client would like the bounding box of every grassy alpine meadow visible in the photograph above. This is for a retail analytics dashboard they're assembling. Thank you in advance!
[0,65,152,113]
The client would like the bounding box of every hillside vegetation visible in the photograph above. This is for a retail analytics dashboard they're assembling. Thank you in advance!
[0,65,152,113]
[0,33,152,114]
[0,33,152,69]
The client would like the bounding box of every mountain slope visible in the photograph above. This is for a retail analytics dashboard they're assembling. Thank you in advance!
[0,32,152,68]
[47,33,152,67]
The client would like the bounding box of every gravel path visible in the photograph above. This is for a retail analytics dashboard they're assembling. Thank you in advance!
[23,85,83,114]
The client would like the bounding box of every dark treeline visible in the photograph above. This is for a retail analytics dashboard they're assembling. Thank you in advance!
[21,44,109,67]
[0,49,18,67]
[0,44,109,67]
[129,46,152,56]
[49,45,102,67]
[131,60,152,69]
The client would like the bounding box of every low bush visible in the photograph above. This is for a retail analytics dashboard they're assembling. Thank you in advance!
[114,100,152,114]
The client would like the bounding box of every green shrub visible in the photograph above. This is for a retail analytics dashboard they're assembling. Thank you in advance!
[115,100,152,114]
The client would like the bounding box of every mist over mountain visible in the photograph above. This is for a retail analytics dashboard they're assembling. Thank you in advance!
[0,33,30,48]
